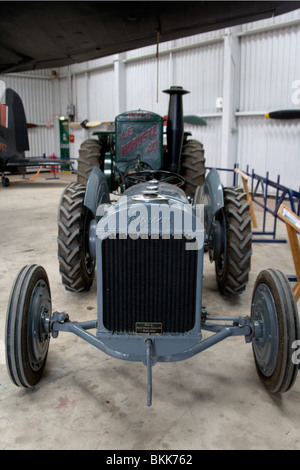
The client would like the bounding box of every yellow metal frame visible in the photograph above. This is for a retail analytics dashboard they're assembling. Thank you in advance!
[278,203,300,302]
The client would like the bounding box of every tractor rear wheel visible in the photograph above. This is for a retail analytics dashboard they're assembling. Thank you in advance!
[181,139,205,198]
[58,182,95,292]
[215,187,252,296]
[77,138,102,185]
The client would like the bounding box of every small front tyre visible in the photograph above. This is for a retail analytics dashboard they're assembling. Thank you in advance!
[5,265,52,387]
[251,269,299,393]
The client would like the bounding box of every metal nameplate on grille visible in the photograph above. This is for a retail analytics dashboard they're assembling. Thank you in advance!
[135,322,163,335]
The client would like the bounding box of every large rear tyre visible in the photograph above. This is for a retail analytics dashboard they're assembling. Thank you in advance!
[251,269,299,393]
[77,139,102,185]
[181,139,205,198]
[58,182,95,292]
[5,265,51,387]
[215,187,252,296]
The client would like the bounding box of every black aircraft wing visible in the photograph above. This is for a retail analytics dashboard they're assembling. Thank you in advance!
[1,153,73,186]
[0,1,300,73]
[5,157,72,168]
[265,110,300,119]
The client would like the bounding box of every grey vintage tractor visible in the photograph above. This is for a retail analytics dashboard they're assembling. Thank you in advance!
[58,87,251,296]
[5,87,299,405]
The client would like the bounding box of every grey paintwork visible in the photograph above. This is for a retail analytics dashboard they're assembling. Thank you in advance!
[84,166,110,217]
[49,170,255,406]
[198,168,224,237]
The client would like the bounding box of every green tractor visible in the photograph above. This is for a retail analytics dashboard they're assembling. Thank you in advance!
[76,87,205,198]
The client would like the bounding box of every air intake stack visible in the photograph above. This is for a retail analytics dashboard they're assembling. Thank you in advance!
[163,86,189,172]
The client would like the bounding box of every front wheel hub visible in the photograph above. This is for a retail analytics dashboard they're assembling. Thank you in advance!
[251,283,279,377]
[28,280,52,371]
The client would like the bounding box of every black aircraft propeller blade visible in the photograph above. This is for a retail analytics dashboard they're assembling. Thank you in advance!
[265,110,300,119]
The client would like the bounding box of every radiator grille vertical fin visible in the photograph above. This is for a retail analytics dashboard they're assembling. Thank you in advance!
[102,236,197,333]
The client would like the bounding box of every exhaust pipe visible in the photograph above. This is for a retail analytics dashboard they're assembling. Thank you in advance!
[163,86,189,172]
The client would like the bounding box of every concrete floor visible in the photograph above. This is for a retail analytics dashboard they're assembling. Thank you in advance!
[0,171,299,450]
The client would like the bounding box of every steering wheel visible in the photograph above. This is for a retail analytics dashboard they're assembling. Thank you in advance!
[124,169,186,188]
[125,160,153,174]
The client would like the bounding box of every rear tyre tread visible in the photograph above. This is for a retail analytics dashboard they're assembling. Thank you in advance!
[58,182,95,292]
[216,187,252,296]
[181,139,205,198]
[76,139,102,185]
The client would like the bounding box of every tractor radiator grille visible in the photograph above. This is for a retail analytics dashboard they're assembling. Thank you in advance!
[102,236,198,333]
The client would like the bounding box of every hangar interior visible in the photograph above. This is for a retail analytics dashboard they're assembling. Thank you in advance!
[1,8,300,189]
[0,5,300,451]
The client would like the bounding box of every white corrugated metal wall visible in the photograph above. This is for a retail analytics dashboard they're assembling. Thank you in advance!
[237,20,300,189]
[1,9,299,190]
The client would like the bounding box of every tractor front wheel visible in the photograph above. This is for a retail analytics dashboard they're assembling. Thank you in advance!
[5,264,51,387]
[251,269,299,393]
